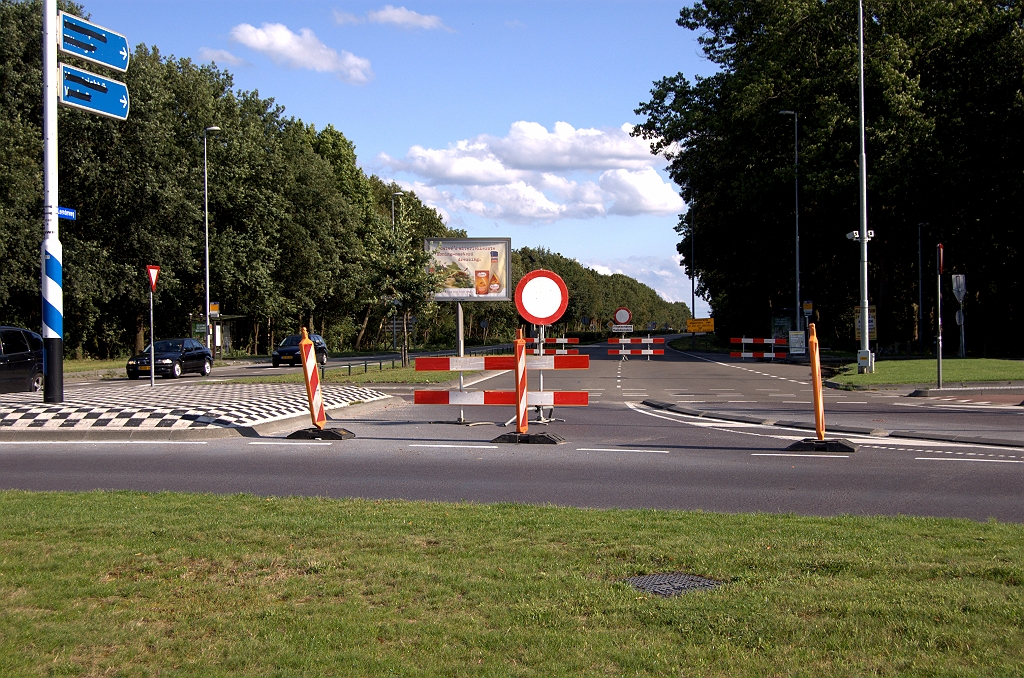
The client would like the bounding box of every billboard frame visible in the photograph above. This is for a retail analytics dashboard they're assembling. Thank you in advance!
[425,237,512,302]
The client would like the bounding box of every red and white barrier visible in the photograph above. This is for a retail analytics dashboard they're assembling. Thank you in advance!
[299,328,326,429]
[730,337,788,359]
[608,349,665,356]
[525,337,580,344]
[608,335,665,357]
[609,337,665,344]
[514,332,528,432]
[415,355,588,371]
[414,390,588,406]
[529,348,579,355]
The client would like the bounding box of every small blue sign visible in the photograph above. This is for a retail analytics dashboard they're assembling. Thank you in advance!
[59,64,130,121]
[57,207,77,220]
[58,12,129,73]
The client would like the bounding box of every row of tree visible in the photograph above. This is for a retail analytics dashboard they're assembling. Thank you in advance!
[0,0,689,358]
[634,0,1023,355]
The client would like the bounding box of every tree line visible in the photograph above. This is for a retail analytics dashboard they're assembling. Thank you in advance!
[1,0,690,357]
[634,0,1023,355]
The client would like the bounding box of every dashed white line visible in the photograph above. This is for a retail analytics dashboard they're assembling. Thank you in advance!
[751,453,849,458]
[915,457,1023,463]
[577,448,669,454]
[409,444,499,449]
[249,441,332,446]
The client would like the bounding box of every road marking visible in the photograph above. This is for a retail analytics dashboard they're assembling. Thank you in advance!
[752,453,848,458]
[915,457,1023,464]
[783,401,812,404]
[249,441,332,446]
[577,448,669,454]
[409,444,499,449]
[0,441,208,445]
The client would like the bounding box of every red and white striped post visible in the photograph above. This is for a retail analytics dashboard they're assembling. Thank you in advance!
[514,328,528,433]
[299,327,326,429]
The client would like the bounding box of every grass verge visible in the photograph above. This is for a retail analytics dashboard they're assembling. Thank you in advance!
[223,362,468,385]
[62,358,128,374]
[0,491,1021,675]
[830,358,1024,386]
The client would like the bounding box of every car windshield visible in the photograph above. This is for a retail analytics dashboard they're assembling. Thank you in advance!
[280,335,302,347]
[145,340,183,353]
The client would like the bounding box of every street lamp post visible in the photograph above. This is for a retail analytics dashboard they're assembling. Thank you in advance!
[203,126,220,350]
[856,0,873,372]
[779,110,800,333]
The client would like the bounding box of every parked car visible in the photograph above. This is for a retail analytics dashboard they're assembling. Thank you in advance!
[0,326,44,393]
[126,338,212,379]
[272,334,328,367]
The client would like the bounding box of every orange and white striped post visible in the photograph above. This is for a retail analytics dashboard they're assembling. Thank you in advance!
[299,327,326,430]
[514,328,528,434]
[808,323,825,440]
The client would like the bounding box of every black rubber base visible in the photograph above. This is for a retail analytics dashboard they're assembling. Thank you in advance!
[786,438,858,453]
[287,427,356,440]
[491,432,565,444]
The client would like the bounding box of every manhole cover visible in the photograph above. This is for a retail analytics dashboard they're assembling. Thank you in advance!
[623,572,723,597]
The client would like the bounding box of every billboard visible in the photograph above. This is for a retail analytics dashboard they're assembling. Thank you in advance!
[425,238,511,301]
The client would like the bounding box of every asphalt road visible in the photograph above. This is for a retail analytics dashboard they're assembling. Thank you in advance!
[4,346,1022,522]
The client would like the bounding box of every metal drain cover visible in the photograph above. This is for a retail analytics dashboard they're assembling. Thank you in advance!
[623,572,723,596]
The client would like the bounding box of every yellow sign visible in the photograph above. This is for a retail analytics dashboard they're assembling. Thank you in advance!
[853,306,877,341]
[687,317,714,333]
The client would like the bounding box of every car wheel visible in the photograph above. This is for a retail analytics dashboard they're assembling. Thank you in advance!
[272,359,280,368]
[201,359,212,376]
[319,351,328,366]
[28,372,44,392]
[170,361,182,379]
[127,372,140,380]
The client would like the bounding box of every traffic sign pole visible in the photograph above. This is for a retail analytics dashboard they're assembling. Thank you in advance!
[146,266,160,387]
[42,0,63,402]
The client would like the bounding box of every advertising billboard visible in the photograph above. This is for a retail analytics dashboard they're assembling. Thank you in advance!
[425,238,511,301]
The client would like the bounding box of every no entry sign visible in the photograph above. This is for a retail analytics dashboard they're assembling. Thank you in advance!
[613,307,632,325]
[515,270,568,326]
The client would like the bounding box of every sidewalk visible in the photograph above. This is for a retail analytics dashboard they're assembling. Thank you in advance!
[0,383,390,439]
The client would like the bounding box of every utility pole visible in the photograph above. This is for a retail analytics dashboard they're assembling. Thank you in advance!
[856,0,873,373]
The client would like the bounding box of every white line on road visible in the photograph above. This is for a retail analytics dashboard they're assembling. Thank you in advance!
[0,441,208,445]
[577,448,669,454]
[248,441,332,446]
[409,444,499,449]
[752,453,849,458]
[915,457,1023,464]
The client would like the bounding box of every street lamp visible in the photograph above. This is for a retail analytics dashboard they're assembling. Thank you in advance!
[779,110,800,333]
[856,0,873,372]
[203,125,220,350]
[391,191,404,232]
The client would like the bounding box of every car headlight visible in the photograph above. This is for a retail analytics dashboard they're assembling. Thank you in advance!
[272,351,280,356]
[159,359,173,364]
[127,360,136,365]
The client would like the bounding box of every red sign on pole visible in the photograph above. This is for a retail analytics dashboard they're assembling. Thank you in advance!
[146,265,160,292]
[515,270,568,326]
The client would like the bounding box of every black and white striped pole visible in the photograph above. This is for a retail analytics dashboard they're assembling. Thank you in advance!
[42,0,63,402]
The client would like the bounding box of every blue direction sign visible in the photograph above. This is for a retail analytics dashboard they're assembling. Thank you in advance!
[57,207,77,220]
[58,12,129,72]
[59,64,130,121]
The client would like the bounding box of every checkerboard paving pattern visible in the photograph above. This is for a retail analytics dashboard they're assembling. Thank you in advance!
[0,383,389,430]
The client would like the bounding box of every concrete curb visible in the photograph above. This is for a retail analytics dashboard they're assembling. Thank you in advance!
[0,397,395,442]
[908,386,1024,398]
[640,399,1024,449]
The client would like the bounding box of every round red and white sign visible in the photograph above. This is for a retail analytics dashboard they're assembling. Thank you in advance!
[613,307,632,325]
[515,270,569,326]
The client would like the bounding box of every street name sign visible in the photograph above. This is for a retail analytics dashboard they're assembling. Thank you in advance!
[57,206,76,220]
[58,12,129,72]
[59,64,130,121]
[612,324,633,333]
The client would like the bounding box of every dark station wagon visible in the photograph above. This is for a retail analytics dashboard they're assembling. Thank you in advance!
[0,326,45,393]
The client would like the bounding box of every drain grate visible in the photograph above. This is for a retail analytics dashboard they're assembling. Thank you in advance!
[623,572,724,597]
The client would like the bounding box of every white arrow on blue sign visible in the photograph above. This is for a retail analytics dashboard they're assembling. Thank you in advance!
[59,64,130,121]
[58,12,129,72]
[57,207,76,220]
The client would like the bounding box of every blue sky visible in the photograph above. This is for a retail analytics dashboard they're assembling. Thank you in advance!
[82,1,715,316]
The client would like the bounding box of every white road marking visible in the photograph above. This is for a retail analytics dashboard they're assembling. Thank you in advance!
[752,453,848,458]
[577,448,669,454]
[409,444,499,449]
[0,441,208,445]
[915,457,1023,464]
[249,441,332,446]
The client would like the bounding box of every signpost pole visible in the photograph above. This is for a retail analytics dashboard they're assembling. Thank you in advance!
[456,301,465,423]
[42,0,63,403]
[149,287,155,387]
[937,244,943,389]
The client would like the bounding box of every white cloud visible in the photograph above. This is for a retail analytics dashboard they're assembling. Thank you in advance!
[197,47,250,67]
[368,5,451,30]
[332,10,361,25]
[379,121,682,224]
[580,254,708,314]
[229,23,373,84]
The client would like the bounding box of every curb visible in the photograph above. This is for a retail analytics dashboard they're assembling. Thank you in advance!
[908,386,1024,398]
[640,400,1024,449]
[0,397,395,442]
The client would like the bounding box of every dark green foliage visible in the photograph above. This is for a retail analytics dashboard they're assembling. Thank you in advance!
[635,0,1023,354]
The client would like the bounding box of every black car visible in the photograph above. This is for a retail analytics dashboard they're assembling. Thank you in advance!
[272,334,328,367]
[0,326,44,393]
[126,338,213,379]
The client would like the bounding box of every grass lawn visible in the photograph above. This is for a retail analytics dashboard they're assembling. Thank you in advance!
[62,358,128,374]
[830,358,1024,386]
[224,362,468,385]
[1,491,1021,675]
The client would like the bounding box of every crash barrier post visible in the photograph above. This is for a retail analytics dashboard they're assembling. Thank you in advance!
[608,336,665,359]
[515,329,528,433]
[729,336,788,359]
[526,336,580,355]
